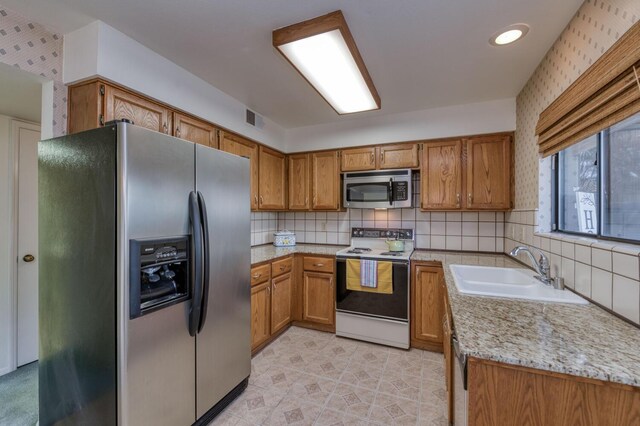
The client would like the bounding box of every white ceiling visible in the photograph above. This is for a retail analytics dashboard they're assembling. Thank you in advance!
[1,0,583,128]
[0,63,43,123]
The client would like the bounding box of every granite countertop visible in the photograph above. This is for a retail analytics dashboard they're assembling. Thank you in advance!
[411,250,640,387]
[250,244,640,386]
[251,243,346,264]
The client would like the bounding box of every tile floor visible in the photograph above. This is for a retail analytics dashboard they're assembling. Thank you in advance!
[210,326,448,426]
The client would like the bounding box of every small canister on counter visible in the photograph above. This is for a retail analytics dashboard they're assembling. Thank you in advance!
[273,230,296,247]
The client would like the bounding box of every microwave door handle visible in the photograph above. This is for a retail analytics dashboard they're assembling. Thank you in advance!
[388,178,393,206]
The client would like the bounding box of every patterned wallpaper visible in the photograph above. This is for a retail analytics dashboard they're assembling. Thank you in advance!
[514,0,639,213]
[0,4,66,136]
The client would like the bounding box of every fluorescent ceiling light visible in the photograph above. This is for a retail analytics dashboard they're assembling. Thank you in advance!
[273,10,381,115]
[489,24,530,46]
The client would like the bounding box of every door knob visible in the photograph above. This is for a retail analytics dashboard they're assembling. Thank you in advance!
[23,254,35,263]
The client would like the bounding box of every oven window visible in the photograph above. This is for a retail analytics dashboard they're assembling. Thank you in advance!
[346,182,390,202]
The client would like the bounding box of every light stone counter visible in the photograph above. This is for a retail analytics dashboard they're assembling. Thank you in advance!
[411,250,640,387]
[251,244,346,265]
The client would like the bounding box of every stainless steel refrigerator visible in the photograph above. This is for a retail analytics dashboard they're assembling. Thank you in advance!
[38,121,251,425]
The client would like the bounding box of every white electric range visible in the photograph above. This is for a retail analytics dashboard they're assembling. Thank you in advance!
[335,228,414,349]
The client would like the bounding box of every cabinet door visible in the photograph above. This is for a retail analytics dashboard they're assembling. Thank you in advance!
[411,265,444,346]
[341,147,376,171]
[421,140,462,210]
[302,271,335,326]
[271,273,292,334]
[219,132,259,210]
[104,85,172,134]
[68,81,103,134]
[258,146,286,210]
[379,143,419,169]
[288,154,310,210]
[173,112,217,147]
[465,135,511,210]
[311,151,340,210]
[251,281,271,350]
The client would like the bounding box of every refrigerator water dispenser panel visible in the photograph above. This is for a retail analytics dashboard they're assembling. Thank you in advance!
[130,236,190,318]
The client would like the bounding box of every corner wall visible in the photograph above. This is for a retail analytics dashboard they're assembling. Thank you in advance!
[507,0,640,325]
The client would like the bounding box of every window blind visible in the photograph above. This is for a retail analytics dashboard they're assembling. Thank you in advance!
[536,21,640,157]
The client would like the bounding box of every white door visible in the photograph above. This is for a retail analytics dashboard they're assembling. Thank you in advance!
[15,120,40,366]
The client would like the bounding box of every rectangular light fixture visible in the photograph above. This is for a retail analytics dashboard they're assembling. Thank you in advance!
[273,10,381,115]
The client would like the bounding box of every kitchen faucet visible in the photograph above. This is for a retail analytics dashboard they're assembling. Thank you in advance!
[509,246,564,289]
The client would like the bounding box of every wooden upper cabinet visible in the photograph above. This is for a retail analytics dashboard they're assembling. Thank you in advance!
[258,146,286,210]
[288,153,310,210]
[465,135,512,210]
[68,81,103,134]
[173,112,217,147]
[311,151,340,210]
[411,264,444,347]
[104,84,172,134]
[422,140,462,210]
[341,146,376,171]
[219,131,259,210]
[379,143,419,169]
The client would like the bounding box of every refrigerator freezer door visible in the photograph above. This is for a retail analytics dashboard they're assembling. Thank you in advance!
[120,124,196,426]
[195,145,251,418]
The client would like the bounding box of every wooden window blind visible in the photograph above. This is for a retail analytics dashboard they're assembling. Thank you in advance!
[536,21,640,157]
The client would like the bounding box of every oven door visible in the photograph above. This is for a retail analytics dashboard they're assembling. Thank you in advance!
[335,257,409,321]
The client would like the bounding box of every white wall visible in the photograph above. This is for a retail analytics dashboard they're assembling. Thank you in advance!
[0,115,14,375]
[63,21,287,150]
[284,98,516,152]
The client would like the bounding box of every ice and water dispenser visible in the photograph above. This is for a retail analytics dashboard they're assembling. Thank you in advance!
[129,236,190,318]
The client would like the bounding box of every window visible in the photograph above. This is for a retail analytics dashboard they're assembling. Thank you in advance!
[554,111,640,243]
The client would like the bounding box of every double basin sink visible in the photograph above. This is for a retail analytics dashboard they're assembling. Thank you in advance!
[450,265,588,305]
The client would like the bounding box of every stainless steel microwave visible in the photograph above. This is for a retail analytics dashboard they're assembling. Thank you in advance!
[343,169,412,209]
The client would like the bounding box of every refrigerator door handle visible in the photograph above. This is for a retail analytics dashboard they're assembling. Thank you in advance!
[196,191,211,333]
[189,191,204,337]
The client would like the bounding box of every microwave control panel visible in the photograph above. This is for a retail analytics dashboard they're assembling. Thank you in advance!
[393,181,409,200]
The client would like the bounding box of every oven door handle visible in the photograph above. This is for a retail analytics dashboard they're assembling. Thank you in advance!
[388,178,393,206]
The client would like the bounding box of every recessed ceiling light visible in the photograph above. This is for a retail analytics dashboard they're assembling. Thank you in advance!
[273,10,380,115]
[489,24,530,46]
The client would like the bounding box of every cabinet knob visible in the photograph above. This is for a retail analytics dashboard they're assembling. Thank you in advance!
[279,266,285,271]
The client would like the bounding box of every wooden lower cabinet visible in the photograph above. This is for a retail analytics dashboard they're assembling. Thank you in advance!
[302,271,335,326]
[270,272,292,334]
[250,281,271,350]
[467,357,640,425]
[411,263,444,351]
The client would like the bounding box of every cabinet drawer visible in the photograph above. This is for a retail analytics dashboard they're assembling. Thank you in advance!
[272,257,293,278]
[303,256,334,273]
[250,264,271,286]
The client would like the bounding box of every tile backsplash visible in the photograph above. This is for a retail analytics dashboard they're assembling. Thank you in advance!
[251,176,505,252]
[504,210,640,326]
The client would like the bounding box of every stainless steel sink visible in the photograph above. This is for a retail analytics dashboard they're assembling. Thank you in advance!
[449,265,588,304]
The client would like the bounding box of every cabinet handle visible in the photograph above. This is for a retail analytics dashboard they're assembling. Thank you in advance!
[313,195,316,205]
[176,127,181,138]
[313,263,324,267]
[279,266,286,271]
[252,273,261,279]
[254,195,258,205]
[260,195,264,205]
[273,282,277,290]
[163,123,168,134]
[468,193,472,204]
[456,193,460,206]
[305,197,309,206]
[380,152,384,164]
[370,152,374,164]
[267,285,271,294]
